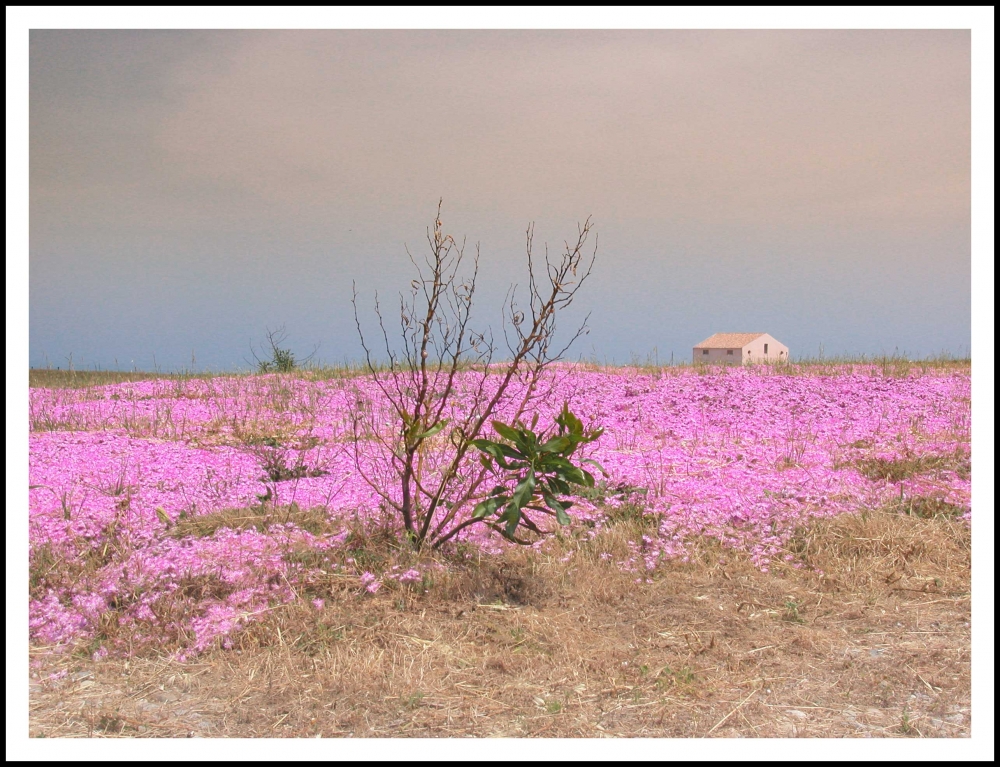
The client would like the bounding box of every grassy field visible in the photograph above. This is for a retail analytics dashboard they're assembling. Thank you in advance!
[29,506,970,738]
[28,352,971,389]
[25,362,973,739]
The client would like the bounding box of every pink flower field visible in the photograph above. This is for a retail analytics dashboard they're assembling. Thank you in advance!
[28,365,971,658]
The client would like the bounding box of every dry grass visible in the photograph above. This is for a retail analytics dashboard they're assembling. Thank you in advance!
[28,507,971,739]
[29,356,972,392]
[28,369,212,389]
[167,503,342,540]
[854,448,971,483]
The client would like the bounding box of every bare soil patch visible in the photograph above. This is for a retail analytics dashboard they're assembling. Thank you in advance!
[28,508,971,738]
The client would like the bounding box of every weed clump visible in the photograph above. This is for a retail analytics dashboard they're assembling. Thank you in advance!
[855,448,970,482]
[249,326,316,374]
[169,503,339,539]
[898,496,968,520]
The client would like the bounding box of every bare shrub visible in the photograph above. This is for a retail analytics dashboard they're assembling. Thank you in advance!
[351,201,598,549]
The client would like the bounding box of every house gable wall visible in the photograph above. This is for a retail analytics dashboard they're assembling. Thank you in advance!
[742,333,789,363]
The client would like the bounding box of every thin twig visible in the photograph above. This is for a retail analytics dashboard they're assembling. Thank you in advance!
[706,689,757,735]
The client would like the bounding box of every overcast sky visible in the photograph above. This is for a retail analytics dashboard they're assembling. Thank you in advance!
[27,29,971,370]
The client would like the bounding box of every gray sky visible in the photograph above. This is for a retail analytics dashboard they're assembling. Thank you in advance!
[28,29,971,369]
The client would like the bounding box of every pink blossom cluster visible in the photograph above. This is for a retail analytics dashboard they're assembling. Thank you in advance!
[28,365,970,656]
[388,567,423,584]
[359,572,381,594]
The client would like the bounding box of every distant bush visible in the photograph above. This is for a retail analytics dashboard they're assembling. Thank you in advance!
[249,326,315,373]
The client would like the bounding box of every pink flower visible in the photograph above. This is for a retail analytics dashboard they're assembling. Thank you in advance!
[360,571,381,593]
[397,569,421,584]
[26,365,970,659]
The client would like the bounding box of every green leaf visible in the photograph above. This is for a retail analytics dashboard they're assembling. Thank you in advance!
[500,503,522,537]
[542,493,564,512]
[525,428,539,451]
[504,513,520,538]
[581,458,608,475]
[496,443,527,460]
[472,441,518,470]
[510,471,536,509]
[473,438,526,462]
[491,421,523,443]
[543,455,576,470]
[492,421,533,453]
[539,435,573,454]
[542,494,574,524]
[561,466,588,486]
[415,420,449,440]
[546,477,571,495]
[472,441,503,460]
[472,497,502,519]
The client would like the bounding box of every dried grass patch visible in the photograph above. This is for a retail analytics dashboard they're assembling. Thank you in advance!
[854,448,971,483]
[29,508,971,738]
[169,503,341,539]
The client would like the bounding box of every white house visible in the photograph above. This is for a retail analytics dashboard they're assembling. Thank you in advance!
[693,333,789,364]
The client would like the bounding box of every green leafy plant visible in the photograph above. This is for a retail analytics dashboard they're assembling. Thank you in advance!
[470,404,605,541]
[900,707,918,736]
[783,599,805,624]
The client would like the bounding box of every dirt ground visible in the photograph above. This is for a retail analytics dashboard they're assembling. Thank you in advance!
[27,508,972,740]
